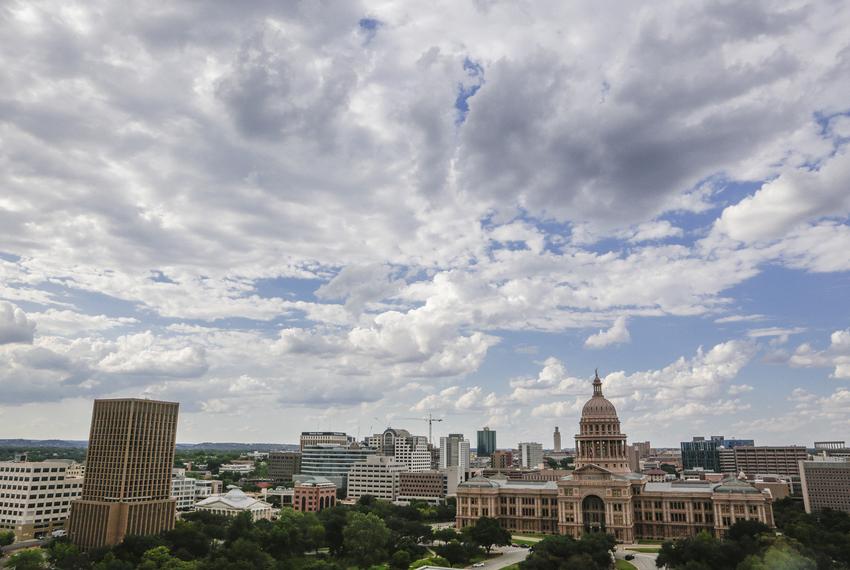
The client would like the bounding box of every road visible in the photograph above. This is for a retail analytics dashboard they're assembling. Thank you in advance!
[615,545,661,570]
[471,545,530,569]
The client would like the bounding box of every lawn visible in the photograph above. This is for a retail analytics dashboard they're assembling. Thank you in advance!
[626,546,661,553]
[616,560,638,570]
[511,537,538,547]
[638,539,664,544]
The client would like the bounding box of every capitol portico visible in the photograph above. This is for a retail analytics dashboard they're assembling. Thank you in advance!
[456,372,775,541]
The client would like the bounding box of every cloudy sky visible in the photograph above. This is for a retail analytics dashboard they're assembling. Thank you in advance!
[1,1,850,447]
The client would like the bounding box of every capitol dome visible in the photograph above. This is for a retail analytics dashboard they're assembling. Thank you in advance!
[581,370,618,418]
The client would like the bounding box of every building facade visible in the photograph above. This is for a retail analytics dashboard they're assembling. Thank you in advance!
[439,434,470,475]
[800,460,850,514]
[477,428,497,457]
[171,469,197,512]
[457,372,774,542]
[518,443,544,469]
[294,475,337,512]
[732,446,808,479]
[681,436,754,472]
[398,471,450,504]
[346,456,406,501]
[194,488,273,522]
[300,432,351,450]
[0,459,83,541]
[491,450,514,471]
[300,443,375,495]
[268,451,301,485]
[69,398,179,550]
[367,428,431,472]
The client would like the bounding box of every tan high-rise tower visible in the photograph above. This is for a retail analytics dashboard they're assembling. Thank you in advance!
[554,426,562,452]
[574,371,629,473]
[69,399,179,550]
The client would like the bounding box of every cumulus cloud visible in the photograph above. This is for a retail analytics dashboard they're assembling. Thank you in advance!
[0,1,848,443]
[585,317,631,349]
[714,148,850,243]
[0,302,36,345]
[789,328,850,378]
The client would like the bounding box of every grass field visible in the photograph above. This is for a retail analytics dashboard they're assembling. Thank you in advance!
[627,546,662,553]
[616,560,639,570]
[510,537,539,547]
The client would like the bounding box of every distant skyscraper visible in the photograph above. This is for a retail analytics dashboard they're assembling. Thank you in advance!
[518,442,544,468]
[440,434,470,470]
[269,451,302,485]
[69,399,179,550]
[553,427,562,452]
[477,427,496,457]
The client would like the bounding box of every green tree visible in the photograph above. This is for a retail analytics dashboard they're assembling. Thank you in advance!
[45,540,90,570]
[464,517,511,553]
[0,530,14,547]
[162,521,211,560]
[389,550,412,570]
[343,512,391,568]
[521,533,614,570]
[5,549,48,570]
[92,552,135,570]
[318,506,349,555]
[434,540,469,566]
[137,546,198,570]
[432,527,458,543]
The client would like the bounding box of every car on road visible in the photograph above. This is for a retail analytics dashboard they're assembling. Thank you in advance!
[472,563,485,567]
[625,554,635,560]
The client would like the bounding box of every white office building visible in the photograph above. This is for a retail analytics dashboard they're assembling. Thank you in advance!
[518,442,544,469]
[171,468,197,511]
[368,428,432,472]
[439,434,470,484]
[0,457,83,541]
[347,456,407,501]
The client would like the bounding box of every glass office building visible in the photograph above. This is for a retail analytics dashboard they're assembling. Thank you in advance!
[681,435,754,471]
[477,427,497,457]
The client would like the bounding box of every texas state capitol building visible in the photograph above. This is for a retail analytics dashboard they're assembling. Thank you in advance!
[456,373,775,542]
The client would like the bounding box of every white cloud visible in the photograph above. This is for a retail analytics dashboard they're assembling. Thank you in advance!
[789,328,850,378]
[714,148,850,243]
[28,309,138,336]
[585,317,631,349]
[0,302,35,345]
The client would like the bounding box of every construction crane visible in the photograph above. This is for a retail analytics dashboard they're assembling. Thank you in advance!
[398,412,444,445]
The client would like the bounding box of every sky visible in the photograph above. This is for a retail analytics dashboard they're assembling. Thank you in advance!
[1,1,850,448]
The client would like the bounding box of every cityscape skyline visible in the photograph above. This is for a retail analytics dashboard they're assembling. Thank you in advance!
[1,1,850,448]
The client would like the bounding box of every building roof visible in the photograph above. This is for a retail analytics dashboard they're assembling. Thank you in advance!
[644,481,717,494]
[581,371,619,419]
[713,478,762,494]
[195,488,271,510]
[459,475,558,491]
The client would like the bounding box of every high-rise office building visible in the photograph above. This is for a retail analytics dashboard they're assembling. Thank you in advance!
[346,456,407,501]
[440,434,470,483]
[800,459,850,514]
[680,436,754,471]
[367,428,431,472]
[300,443,375,494]
[69,399,179,550]
[553,427,562,452]
[477,427,497,457]
[733,446,808,479]
[0,458,83,541]
[518,442,544,469]
[269,451,302,485]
